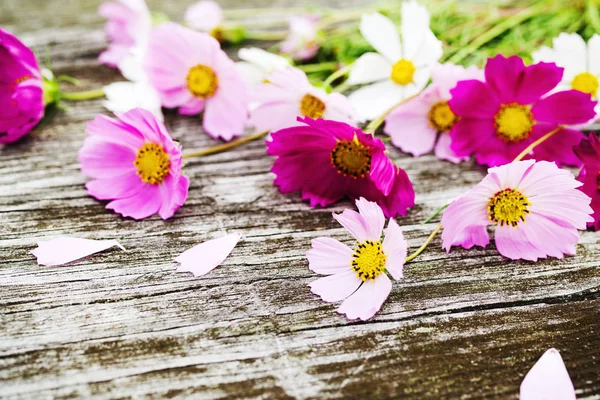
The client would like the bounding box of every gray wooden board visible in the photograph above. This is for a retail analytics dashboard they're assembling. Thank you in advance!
[1,0,599,399]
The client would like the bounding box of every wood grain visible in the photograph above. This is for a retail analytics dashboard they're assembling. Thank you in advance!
[1,1,599,399]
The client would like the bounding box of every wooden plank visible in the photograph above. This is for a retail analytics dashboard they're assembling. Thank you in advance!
[1,0,599,399]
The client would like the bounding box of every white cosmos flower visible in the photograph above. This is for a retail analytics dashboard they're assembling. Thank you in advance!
[348,0,443,121]
[532,32,600,122]
[235,47,291,86]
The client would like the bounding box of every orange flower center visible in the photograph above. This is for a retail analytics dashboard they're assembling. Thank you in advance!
[134,143,170,184]
[428,101,458,132]
[330,136,372,178]
[300,94,326,119]
[187,64,218,98]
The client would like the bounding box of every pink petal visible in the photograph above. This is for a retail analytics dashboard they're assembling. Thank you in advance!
[520,349,576,400]
[485,55,526,103]
[306,237,353,275]
[520,213,579,259]
[516,61,564,104]
[432,63,484,99]
[309,270,362,302]
[248,100,303,133]
[184,0,223,32]
[531,90,597,125]
[85,171,145,200]
[369,151,397,196]
[382,218,407,280]
[449,118,497,159]
[105,183,162,220]
[434,133,468,164]
[449,79,500,118]
[203,68,249,140]
[355,197,386,240]
[174,232,241,277]
[79,136,137,179]
[31,237,125,266]
[158,174,190,220]
[337,274,392,321]
[530,125,584,167]
[494,224,547,262]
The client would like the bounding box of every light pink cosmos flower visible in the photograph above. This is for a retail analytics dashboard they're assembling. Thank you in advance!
[441,160,593,261]
[175,232,241,277]
[0,28,45,144]
[99,0,151,69]
[249,67,357,132]
[184,1,224,35]
[308,198,407,321]
[520,348,576,400]
[574,133,600,230]
[280,15,320,61]
[31,237,125,266]
[79,108,189,220]
[384,63,483,163]
[144,22,249,141]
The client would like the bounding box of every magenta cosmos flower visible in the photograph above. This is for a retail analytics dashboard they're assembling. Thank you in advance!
[442,160,593,261]
[574,133,600,230]
[266,117,415,218]
[99,0,151,68]
[249,67,357,133]
[0,28,45,144]
[79,108,189,220]
[385,63,483,163]
[144,22,249,141]
[308,198,407,321]
[448,55,597,167]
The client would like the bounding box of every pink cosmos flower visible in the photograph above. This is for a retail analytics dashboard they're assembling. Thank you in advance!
[308,198,407,321]
[99,0,151,69]
[31,237,125,266]
[79,108,189,220]
[280,15,320,61]
[175,232,241,277]
[184,1,223,36]
[441,160,593,261]
[574,133,600,230]
[266,117,415,218]
[448,55,597,167]
[520,348,576,400]
[0,28,45,144]
[144,22,249,141]
[249,67,357,132]
[385,63,483,163]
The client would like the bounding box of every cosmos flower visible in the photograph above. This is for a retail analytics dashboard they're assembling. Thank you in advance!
[520,348,576,400]
[31,237,125,266]
[533,32,600,121]
[184,0,224,38]
[175,232,241,277]
[144,22,249,141]
[248,67,357,132]
[98,0,152,70]
[280,15,320,61]
[0,28,45,144]
[441,160,593,261]
[448,55,597,167]
[266,117,415,218]
[79,108,189,220]
[235,47,290,86]
[384,63,483,163]
[347,1,443,120]
[574,133,600,230]
[307,198,407,320]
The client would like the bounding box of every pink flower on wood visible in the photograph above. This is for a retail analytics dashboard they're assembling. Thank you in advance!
[308,198,407,321]
[79,108,189,220]
[574,133,600,230]
[448,55,597,167]
[266,117,415,218]
[144,22,249,141]
[0,28,44,144]
[31,237,125,266]
[175,232,241,277]
[280,15,320,61]
[441,160,593,261]
[520,349,576,400]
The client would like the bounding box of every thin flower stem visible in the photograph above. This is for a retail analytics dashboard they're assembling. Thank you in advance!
[296,61,338,73]
[323,64,353,87]
[60,88,105,101]
[364,93,418,134]
[182,130,269,159]
[421,204,449,224]
[512,126,563,162]
[244,30,287,41]
[405,223,442,263]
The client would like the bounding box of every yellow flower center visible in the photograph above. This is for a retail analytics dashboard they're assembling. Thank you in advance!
[390,59,416,85]
[187,64,218,98]
[494,103,534,142]
[351,240,387,281]
[330,135,372,178]
[210,27,223,42]
[488,188,531,227]
[134,143,170,185]
[571,72,599,98]
[300,94,326,119]
[428,101,458,132]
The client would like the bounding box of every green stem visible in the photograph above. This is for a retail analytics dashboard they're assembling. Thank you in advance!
[60,88,105,101]
[323,63,353,87]
[422,204,449,224]
[405,223,442,263]
[586,0,600,34]
[244,30,287,41]
[296,61,338,73]
[182,130,269,159]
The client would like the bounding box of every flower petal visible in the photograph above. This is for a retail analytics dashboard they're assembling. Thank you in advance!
[333,209,371,242]
[401,0,433,60]
[31,237,125,267]
[448,79,500,118]
[359,13,402,63]
[516,61,564,104]
[434,133,468,164]
[307,237,353,275]
[348,79,404,121]
[103,81,164,121]
[348,52,392,85]
[484,55,526,103]
[105,183,163,220]
[588,34,600,76]
[184,0,223,32]
[309,270,362,302]
[531,90,596,125]
[382,218,407,280]
[355,197,386,240]
[337,274,392,321]
[520,348,576,400]
[174,232,241,277]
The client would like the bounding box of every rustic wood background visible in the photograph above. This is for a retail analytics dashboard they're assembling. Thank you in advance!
[1,0,599,399]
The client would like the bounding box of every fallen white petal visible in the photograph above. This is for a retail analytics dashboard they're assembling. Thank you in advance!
[31,237,126,266]
[103,81,164,121]
[520,348,576,400]
[174,232,242,277]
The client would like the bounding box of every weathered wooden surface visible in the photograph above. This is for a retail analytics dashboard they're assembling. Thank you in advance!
[1,1,599,399]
